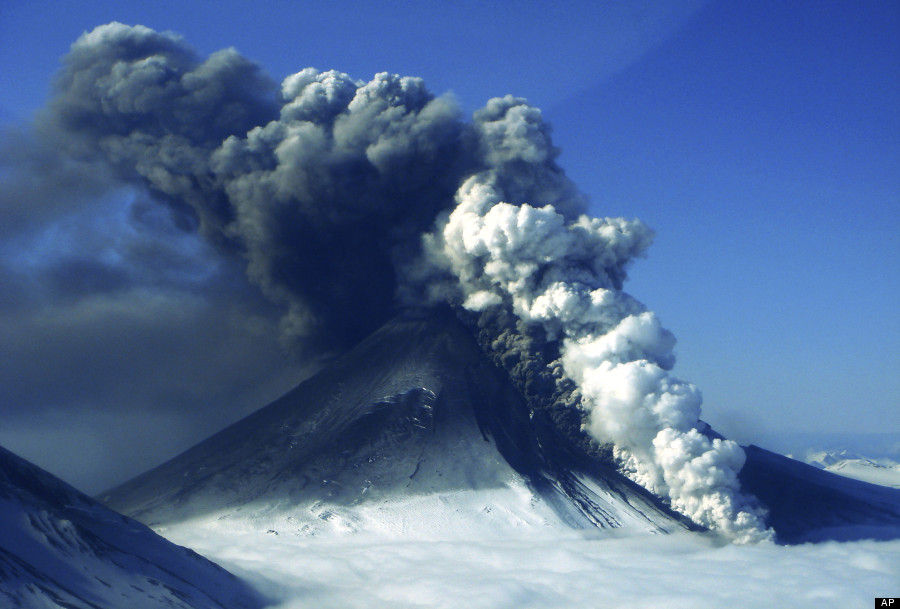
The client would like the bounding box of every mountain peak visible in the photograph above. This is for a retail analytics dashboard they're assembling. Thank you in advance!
[102,309,900,543]
[102,309,689,537]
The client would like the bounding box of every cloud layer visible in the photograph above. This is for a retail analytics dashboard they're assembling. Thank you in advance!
[165,523,900,609]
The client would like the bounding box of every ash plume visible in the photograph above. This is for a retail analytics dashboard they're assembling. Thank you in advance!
[26,22,771,540]
[43,22,470,349]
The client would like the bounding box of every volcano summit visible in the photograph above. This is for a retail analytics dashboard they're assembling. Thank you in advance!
[101,309,694,538]
[101,309,900,545]
[3,309,898,608]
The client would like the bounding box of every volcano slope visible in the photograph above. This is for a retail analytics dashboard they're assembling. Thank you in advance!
[0,444,264,609]
[102,309,692,539]
[102,309,900,544]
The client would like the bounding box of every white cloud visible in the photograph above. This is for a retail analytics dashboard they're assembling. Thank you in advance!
[161,523,900,609]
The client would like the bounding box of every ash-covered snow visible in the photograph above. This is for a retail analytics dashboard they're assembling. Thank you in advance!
[102,312,691,538]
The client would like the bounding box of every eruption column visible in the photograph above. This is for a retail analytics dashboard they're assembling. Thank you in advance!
[39,22,772,542]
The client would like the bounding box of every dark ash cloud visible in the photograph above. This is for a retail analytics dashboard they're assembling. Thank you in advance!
[1,22,584,491]
[35,23,588,351]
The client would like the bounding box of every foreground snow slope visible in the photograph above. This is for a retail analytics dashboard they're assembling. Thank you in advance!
[103,310,689,538]
[0,444,264,609]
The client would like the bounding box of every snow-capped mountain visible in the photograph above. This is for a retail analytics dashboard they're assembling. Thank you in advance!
[101,310,900,546]
[0,444,264,609]
[102,309,692,539]
[86,309,900,608]
[802,450,900,489]
[12,307,883,609]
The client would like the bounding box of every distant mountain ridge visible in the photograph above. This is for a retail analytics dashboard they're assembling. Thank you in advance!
[739,445,900,542]
[800,450,900,489]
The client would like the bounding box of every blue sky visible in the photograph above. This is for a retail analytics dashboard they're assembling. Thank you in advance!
[1,0,897,463]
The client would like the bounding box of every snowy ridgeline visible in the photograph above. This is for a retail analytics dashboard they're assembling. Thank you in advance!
[799,450,900,489]
[751,431,900,486]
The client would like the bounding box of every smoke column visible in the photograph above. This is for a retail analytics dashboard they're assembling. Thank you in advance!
[37,23,771,541]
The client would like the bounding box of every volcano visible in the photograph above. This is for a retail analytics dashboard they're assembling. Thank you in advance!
[102,309,692,538]
[102,309,900,544]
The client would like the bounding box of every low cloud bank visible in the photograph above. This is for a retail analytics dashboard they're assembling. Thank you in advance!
[165,524,899,609]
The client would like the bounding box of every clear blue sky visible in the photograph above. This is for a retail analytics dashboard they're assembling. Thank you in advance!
[1,0,897,449]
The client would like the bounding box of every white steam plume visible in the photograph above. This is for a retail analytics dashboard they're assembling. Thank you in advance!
[419,168,773,543]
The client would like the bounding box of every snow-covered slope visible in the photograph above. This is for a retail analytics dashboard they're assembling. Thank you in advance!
[0,444,264,609]
[102,309,690,539]
[103,309,900,547]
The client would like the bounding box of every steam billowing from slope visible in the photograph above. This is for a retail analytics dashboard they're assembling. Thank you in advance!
[415,174,772,543]
[38,23,770,541]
